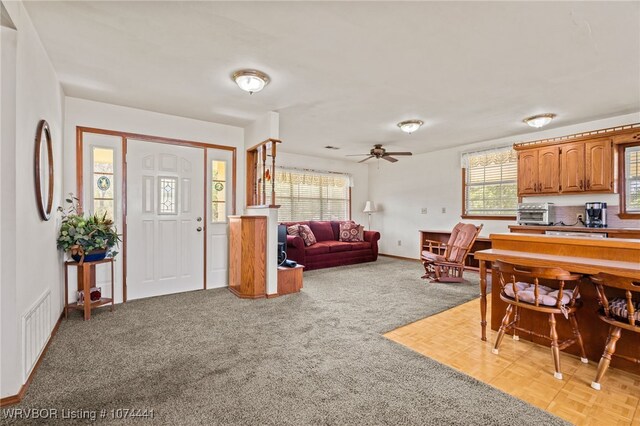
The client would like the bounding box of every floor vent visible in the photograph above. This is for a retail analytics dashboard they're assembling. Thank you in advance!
[22,290,51,381]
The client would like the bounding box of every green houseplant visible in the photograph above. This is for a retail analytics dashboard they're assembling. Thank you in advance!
[57,195,121,263]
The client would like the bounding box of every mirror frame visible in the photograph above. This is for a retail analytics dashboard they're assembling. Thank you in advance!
[35,119,54,221]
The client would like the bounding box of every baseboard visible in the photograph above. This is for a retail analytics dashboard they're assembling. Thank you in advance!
[379,253,421,262]
[0,311,64,407]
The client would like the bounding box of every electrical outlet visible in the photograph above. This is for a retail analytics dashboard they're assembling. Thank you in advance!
[421,208,428,214]
[397,240,402,246]
[441,207,446,214]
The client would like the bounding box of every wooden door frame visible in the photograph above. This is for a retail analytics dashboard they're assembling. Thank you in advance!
[76,126,237,302]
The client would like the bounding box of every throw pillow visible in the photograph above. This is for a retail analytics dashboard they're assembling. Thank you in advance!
[298,224,317,246]
[287,225,300,237]
[339,222,364,242]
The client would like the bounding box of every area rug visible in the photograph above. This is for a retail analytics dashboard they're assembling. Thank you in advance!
[8,257,567,425]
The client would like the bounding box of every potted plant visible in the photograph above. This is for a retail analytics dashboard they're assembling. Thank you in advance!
[56,195,121,263]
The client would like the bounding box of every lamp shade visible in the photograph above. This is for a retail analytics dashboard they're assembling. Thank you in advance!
[363,201,376,213]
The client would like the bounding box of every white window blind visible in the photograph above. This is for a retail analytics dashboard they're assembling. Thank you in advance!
[461,146,517,216]
[625,145,640,213]
[275,168,350,222]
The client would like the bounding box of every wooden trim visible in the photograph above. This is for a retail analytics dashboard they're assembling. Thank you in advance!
[265,293,280,298]
[247,138,281,152]
[121,137,127,302]
[75,126,84,212]
[514,123,640,151]
[461,168,516,221]
[0,312,64,407]
[76,126,237,152]
[77,127,238,303]
[379,253,421,262]
[617,141,640,219]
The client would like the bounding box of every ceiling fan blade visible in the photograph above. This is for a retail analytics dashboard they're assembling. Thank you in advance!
[382,156,398,163]
[346,154,370,156]
[383,152,413,156]
[358,155,375,163]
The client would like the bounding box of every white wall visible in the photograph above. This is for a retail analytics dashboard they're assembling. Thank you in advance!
[369,112,640,258]
[277,152,370,227]
[63,97,245,304]
[1,1,65,398]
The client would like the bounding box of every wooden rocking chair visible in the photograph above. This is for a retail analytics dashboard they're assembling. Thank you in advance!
[421,223,482,283]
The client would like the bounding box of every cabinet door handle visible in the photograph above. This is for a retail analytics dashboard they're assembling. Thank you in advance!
[586,179,590,189]
[579,180,583,189]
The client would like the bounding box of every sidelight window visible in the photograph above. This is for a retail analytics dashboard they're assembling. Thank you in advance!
[93,147,115,220]
[211,160,227,222]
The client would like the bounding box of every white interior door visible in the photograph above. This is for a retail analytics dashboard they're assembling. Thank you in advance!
[126,140,204,300]
[206,148,233,289]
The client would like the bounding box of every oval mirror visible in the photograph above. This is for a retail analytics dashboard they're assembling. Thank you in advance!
[35,120,54,221]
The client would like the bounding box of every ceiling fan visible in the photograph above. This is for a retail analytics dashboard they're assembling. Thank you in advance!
[347,144,413,163]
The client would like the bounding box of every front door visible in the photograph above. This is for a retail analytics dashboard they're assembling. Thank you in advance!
[126,139,204,300]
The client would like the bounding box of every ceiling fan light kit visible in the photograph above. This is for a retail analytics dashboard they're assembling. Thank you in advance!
[523,113,556,128]
[232,69,270,94]
[397,119,424,134]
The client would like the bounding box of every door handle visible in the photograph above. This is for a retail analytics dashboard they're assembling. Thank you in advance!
[197,217,202,222]
[196,227,203,232]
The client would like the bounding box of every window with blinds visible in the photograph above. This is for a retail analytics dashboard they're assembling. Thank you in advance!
[624,145,640,213]
[461,146,517,217]
[274,168,350,222]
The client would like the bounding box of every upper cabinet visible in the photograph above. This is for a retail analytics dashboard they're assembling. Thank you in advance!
[517,137,613,196]
[517,146,559,195]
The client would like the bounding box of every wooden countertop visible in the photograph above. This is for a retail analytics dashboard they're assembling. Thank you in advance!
[509,225,640,234]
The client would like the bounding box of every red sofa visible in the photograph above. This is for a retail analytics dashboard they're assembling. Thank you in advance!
[282,221,380,271]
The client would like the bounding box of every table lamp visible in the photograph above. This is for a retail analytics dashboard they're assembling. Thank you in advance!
[363,201,377,230]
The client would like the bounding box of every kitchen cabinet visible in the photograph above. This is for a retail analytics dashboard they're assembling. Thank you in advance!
[517,137,613,196]
[517,146,559,195]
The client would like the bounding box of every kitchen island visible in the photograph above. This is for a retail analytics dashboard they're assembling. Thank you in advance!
[475,233,640,374]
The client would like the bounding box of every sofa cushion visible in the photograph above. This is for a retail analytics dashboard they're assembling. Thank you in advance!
[298,224,317,246]
[349,241,371,250]
[287,225,300,237]
[322,240,353,253]
[304,243,330,256]
[309,221,335,242]
[339,221,364,242]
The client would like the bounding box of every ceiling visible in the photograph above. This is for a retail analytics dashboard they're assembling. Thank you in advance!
[23,1,640,160]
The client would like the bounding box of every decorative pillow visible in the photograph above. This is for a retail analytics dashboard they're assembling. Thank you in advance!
[298,224,317,246]
[339,222,364,242]
[287,225,300,237]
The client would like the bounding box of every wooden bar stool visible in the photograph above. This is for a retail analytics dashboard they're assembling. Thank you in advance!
[492,261,588,380]
[590,273,640,390]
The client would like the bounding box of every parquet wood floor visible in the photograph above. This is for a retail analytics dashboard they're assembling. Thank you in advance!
[385,298,640,425]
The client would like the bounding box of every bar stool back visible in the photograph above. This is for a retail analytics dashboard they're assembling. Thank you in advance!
[590,273,640,390]
[492,260,588,380]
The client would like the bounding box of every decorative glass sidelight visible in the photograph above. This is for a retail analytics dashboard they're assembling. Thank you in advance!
[211,160,227,222]
[93,147,115,219]
[159,177,178,214]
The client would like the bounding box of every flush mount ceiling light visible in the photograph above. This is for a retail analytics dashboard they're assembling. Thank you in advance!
[232,69,270,94]
[397,119,424,134]
[523,113,556,128]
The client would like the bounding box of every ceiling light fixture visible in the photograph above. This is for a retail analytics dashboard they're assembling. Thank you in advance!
[397,119,424,134]
[232,69,270,94]
[523,113,556,128]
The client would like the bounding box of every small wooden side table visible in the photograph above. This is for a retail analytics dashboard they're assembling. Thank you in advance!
[277,264,304,295]
[64,258,115,320]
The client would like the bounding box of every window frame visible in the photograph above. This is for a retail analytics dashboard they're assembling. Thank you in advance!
[618,141,640,219]
[461,149,518,221]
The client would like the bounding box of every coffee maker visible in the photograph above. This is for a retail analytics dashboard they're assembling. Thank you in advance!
[585,202,607,228]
